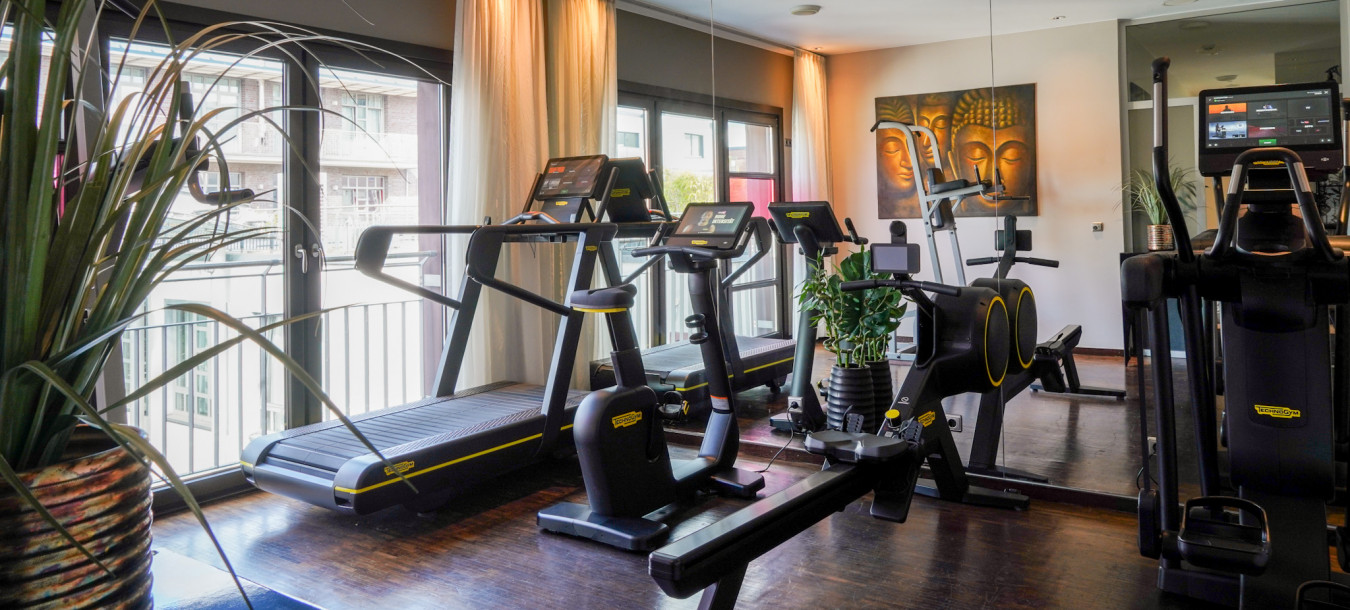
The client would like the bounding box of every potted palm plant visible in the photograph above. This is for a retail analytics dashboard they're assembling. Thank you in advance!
[0,2,413,606]
[800,250,906,433]
[1123,163,1200,251]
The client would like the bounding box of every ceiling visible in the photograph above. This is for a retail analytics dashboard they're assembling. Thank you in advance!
[627,0,1329,55]
[1126,1,1341,96]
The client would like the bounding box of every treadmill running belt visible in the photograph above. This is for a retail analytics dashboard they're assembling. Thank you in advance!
[638,336,792,377]
[265,383,583,470]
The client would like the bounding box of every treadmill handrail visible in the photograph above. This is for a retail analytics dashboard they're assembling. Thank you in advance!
[465,222,620,316]
[722,217,772,288]
[355,225,480,310]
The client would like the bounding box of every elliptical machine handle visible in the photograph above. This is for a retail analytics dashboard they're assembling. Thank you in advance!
[840,280,880,292]
[1150,57,1195,263]
[632,244,721,259]
[966,257,998,266]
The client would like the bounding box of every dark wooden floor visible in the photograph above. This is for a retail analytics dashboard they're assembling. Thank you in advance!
[690,347,1203,500]
[155,449,1211,609]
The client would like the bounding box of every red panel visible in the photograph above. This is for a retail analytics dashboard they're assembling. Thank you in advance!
[731,177,775,218]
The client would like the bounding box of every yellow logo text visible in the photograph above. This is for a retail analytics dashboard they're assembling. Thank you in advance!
[786,211,810,219]
[585,245,598,251]
[1254,404,1302,419]
[917,411,937,427]
[611,188,631,197]
[384,460,415,476]
[612,411,643,428]
[692,239,708,245]
[554,200,569,206]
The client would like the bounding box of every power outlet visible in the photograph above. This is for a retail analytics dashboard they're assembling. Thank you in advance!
[1148,436,1157,454]
[1092,222,1105,232]
[947,414,963,433]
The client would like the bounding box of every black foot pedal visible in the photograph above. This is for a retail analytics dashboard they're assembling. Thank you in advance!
[709,467,765,499]
[1176,496,1270,576]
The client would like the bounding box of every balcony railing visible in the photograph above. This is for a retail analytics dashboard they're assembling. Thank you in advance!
[217,120,418,167]
[119,254,433,478]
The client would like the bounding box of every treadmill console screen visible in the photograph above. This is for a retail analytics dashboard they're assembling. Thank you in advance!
[767,201,846,244]
[871,243,921,275]
[1198,82,1342,175]
[669,203,753,250]
[536,155,609,199]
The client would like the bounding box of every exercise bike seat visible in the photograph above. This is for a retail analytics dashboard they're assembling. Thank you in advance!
[571,284,638,310]
[805,430,908,463]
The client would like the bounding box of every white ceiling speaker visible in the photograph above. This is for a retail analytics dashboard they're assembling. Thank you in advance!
[791,5,821,16]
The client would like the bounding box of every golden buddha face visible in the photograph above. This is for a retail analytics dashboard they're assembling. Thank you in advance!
[916,95,955,170]
[877,128,915,193]
[951,124,1034,210]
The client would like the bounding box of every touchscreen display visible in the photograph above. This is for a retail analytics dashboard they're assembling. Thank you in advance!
[1202,87,1336,150]
[676,205,749,236]
[536,155,608,199]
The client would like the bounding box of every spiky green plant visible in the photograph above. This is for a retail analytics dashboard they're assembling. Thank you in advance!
[799,250,907,367]
[1123,162,1200,226]
[0,0,425,603]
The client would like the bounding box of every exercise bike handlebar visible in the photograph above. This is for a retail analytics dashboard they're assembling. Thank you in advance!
[966,255,1059,268]
[632,244,723,260]
[840,278,962,297]
[844,217,868,245]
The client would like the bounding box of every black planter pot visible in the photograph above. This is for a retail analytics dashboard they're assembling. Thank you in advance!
[867,360,894,432]
[826,364,874,432]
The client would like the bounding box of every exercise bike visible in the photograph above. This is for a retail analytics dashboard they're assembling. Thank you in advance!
[764,201,868,433]
[536,202,765,551]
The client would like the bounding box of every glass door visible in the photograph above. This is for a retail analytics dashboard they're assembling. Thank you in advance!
[659,108,717,344]
[721,110,784,339]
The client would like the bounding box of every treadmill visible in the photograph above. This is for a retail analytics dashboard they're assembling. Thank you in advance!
[590,206,796,416]
[240,155,630,515]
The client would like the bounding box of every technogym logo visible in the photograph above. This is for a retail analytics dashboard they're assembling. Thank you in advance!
[785,211,810,219]
[612,411,643,429]
[1254,404,1301,419]
[383,460,414,476]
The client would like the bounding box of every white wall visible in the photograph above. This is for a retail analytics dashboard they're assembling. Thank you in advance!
[168,0,456,50]
[827,21,1125,350]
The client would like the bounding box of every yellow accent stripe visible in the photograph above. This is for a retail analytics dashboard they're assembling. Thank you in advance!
[1015,286,1035,370]
[742,356,794,374]
[240,461,253,468]
[334,423,576,495]
[575,307,629,313]
[985,295,1008,388]
[676,382,710,392]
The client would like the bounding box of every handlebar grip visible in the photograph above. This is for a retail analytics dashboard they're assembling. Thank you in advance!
[632,245,720,259]
[966,257,998,266]
[910,281,961,297]
[841,280,880,292]
[1016,256,1060,268]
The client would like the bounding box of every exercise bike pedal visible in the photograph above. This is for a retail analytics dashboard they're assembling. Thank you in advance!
[1175,496,1270,576]
[657,391,688,421]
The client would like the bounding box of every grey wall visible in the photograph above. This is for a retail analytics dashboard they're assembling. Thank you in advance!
[616,10,793,118]
[168,0,456,50]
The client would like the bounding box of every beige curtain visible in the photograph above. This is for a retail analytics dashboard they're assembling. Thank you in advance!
[447,0,618,390]
[790,50,832,324]
[447,0,550,387]
[545,0,618,385]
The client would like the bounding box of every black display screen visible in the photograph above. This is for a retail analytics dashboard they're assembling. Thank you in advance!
[1197,82,1342,176]
[871,243,921,275]
[536,155,609,199]
[676,205,749,236]
[1202,88,1336,150]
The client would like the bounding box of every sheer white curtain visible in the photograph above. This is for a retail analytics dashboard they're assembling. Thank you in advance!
[446,0,618,390]
[791,50,832,322]
[447,0,550,387]
[545,0,618,385]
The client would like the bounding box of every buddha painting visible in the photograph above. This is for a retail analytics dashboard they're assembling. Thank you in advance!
[874,84,1038,219]
[875,96,920,218]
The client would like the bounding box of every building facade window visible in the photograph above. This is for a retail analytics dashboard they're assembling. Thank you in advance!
[341,175,387,209]
[685,132,704,158]
[340,92,385,133]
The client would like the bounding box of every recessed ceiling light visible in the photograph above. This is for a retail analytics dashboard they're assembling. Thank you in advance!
[813,47,822,51]
[1051,15,1067,21]
[791,4,821,16]
[1179,20,1210,30]
[1216,74,1238,82]
[1162,0,1197,6]
[1197,43,1222,56]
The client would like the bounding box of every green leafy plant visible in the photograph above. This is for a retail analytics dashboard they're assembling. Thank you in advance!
[0,0,420,603]
[1122,162,1200,226]
[662,169,715,209]
[799,250,907,367]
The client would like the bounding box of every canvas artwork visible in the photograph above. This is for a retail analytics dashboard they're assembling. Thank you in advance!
[875,83,1037,219]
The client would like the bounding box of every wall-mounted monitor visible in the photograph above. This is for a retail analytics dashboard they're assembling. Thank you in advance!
[1197,82,1342,176]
